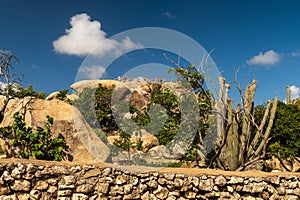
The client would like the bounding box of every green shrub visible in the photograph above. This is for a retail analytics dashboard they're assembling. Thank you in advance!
[73,88,98,127]
[0,112,68,161]
[73,84,118,131]
[57,89,68,101]
[94,84,118,132]
[10,84,46,99]
[254,101,300,160]
[150,87,181,145]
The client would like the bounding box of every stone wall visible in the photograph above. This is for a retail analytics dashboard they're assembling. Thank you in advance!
[0,162,299,200]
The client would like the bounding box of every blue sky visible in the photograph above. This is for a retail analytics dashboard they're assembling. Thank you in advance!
[1,0,300,104]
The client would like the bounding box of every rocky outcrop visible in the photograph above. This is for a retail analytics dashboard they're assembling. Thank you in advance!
[0,80,176,165]
[0,96,110,163]
[0,162,299,199]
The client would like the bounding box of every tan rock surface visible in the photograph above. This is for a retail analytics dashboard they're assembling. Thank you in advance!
[66,94,78,101]
[45,91,60,100]
[107,129,159,152]
[71,80,117,94]
[0,96,110,163]
[265,156,300,172]
[46,92,78,102]
[131,129,159,151]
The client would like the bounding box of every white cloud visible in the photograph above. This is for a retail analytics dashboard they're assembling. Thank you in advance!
[53,13,142,57]
[162,11,175,19]
[247,50,281,66]
[291,50,300,57]
[78,65,106,79]
[290,85,300,100]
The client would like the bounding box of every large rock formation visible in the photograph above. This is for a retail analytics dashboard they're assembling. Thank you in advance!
[0,79,170,164]
[0,96,110,163]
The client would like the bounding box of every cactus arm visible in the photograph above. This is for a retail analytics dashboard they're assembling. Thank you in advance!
[253,96,278,157]
[286,86,291,104]
[244,80,256,153]
[247,100,271,158]
[226,98,240,170]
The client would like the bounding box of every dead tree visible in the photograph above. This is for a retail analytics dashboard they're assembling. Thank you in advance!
[0,50,20,123]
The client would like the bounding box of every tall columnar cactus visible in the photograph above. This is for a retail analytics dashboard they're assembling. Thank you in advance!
[286,86,291,104]
[213,78,278,171]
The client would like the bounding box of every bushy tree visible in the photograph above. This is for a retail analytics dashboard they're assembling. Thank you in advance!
[150,87,181,145]
[113,130,134,161]
[167,65,211,164]
[73,88,98,128]
[94,84,118,132]
[168,64,279,171]
[10,84,46,99]
[73,84,118,132]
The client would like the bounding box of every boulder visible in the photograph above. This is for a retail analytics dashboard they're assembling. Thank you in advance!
[293,158,300,172]
[107,136,119,145]
[66,94,78,101]
[107,129,159,152]
[131,129,159,151]
[244,160,264,171]
[141,83,151,93]
[148,145,169,158]
[129,91,149,111]
[71,80,117,94]
[45,91,60,100]
[148,145,175,160]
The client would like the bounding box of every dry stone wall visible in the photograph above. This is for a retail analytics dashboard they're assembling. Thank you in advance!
[0,162,299,200]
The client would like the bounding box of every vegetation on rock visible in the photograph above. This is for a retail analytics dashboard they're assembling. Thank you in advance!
[56,89,68,101]
[2,49,299,170]
[0,50,69,161]
[0,112,68,161]
[72,64,285,171]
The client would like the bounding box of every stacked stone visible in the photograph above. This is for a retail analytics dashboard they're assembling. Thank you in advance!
[0,162,299,199]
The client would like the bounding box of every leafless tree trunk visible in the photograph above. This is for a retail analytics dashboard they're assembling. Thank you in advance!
[0,50,20,123]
